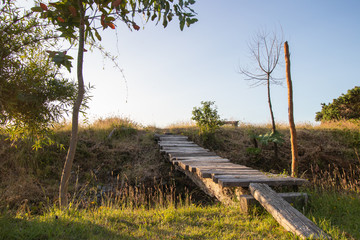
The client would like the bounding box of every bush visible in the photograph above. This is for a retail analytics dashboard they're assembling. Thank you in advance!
[191,101,223,135]
[316,86,360,122]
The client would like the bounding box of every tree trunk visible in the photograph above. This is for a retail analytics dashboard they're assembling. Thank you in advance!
[267,73,278,159]
[59,0,85,208]
[284,41,298,177]
[267,73,276,134]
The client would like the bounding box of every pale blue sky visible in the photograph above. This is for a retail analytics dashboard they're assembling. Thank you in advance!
[24,0,360,127]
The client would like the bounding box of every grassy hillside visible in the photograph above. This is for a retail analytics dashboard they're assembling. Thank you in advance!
[0,118,359,239]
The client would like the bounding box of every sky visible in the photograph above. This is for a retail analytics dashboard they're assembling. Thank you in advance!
[23,0,360,127]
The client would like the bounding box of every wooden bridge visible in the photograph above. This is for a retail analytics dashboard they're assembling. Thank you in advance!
[156,134,330,239]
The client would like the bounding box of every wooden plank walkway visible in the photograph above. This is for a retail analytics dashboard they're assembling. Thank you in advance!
[157,134,307,189]
[156,134,330,239]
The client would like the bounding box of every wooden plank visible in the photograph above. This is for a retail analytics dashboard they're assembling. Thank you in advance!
[197,167,254,178]
[168,152,218,158]
[158,141,195,146]
[159,143,198,147]
[187,163,247,174]
[173,159,230,165]
[212,173,267,183]
[200,169,257,178]
[158,136,188,141]
[170,156,227,161]
[164,151,211,155]
[161,147,208,151]
[219,177,308,187]
[249,183,330,239]
[239,192,309,213]
[178,160,232,171]
[163,148,209,152]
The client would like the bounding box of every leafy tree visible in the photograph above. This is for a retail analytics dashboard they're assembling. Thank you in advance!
[32,0,198,207]
[192,101,223,134]
[0,2,76,148]
[315,86,360,122]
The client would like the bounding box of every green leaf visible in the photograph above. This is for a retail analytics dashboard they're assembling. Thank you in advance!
[94,29,102,41]
[105,16,116,22]
[31,7,43,12]
[162,18,168,28]
[180,19,185,31]
[164,1,170,15]
[167,12,173,22]
[151,13,157,21]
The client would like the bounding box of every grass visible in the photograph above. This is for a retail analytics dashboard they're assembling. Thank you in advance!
[0,190,358,239]
[1,117,360,239]
[305,190,360,239]
[0,204,300,239]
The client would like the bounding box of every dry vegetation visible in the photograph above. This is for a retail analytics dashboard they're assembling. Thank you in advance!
[0,117,212,211]
[1,118,360,207]
[166,120,360,193]
[1,118,360,239]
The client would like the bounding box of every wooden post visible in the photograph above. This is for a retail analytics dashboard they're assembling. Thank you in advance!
[284,41,299,177]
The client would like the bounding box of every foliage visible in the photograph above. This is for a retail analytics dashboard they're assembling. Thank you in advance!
[32,0,198,69]
[256,131,284,145]
[192,101,223,135]
[316,86,360,122]
[31,0,198,207]
[0,2,77,148]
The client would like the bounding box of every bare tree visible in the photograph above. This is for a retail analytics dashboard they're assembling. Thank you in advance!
[239,30,283,159]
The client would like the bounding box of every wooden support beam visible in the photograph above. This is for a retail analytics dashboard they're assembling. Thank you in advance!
[219,177,308,188]
[239,192,308,213]
[249,183,330,239]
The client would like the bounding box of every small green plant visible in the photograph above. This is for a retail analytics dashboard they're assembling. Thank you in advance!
[191,101,223,135]
[257,131,284,145]
[246,147,262,155]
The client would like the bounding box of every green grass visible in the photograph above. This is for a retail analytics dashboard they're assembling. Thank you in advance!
[1,204,297,240]
[305,190,360,239]
[1,189,359,239]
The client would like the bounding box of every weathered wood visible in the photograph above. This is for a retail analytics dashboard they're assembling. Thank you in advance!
[173,159,231,166]
[219,177,308,187]
[159,143,198,147]
[161,147,208,151]
[239,192,309,213]
[159,141,195,144]
[199,168,256,178]
[158,136,188,141]
[212,174,268,183]
[178,161,235,171]
[250,183,330,239]
[156,134,325,238]
[168,152,218,157]
[173,165,237,205]
[170,156,226,161]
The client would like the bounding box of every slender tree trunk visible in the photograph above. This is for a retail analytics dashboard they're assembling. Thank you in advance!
[267,74,276,134]
[59,0,85,208]
[267,73,278,159]
[284,41,298,177]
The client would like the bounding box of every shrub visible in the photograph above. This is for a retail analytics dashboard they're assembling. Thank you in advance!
[191,101,223,135]
[316,86,360,122]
